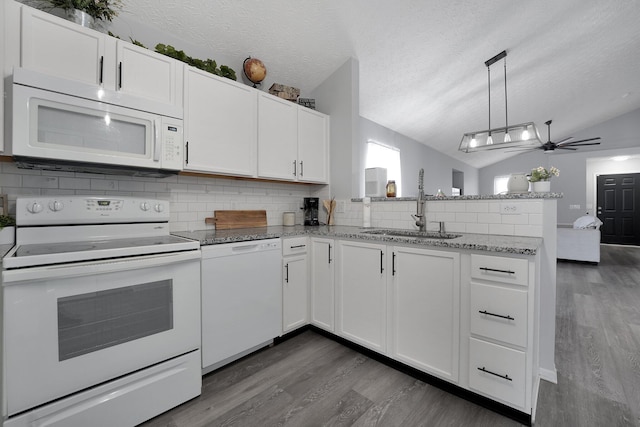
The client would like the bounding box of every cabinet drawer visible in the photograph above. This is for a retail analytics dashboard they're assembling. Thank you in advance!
[282,237,308,256]
[469,338,526,409]
[470,283,527,347]
[471,254,528,287]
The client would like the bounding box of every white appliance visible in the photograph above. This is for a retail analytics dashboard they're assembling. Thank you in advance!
[7,68,183,176]
[365,167,387,197]
[1,196,201,427]
[201,240,282,374]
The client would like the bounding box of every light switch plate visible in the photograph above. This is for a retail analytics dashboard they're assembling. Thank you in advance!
[569,204,581,210]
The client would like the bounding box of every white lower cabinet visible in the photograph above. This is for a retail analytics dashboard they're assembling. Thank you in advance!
[391,247,460,382]
[282,237,309,333]
[310,238,335,331]
[468,338,526,408]
[294,237,539,417]
[336,240,387,353]
[466,252,537,415]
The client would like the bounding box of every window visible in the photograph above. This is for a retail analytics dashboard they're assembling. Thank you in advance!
[494,175,510,195]
[366,140,402,196]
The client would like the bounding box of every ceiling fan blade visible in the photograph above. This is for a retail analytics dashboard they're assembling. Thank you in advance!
[557,137,601,146]
[557,147,577,150]
[504,147,539,153]
[553,137,573,145]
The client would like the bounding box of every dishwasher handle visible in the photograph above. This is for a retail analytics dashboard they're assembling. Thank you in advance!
[231,244,260,253]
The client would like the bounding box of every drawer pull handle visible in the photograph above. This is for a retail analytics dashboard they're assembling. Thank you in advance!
[479,267,515,275]
[290,244,306,249]
[479,310,515,321]
[477,366,512,381]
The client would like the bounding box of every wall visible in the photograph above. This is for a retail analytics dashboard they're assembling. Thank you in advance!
[478,108,640,223]
[0,161,323,231]
[310,58,359,199]
[360,118,479,198]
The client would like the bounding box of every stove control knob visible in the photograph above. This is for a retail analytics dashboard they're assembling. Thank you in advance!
[140,202,150,211]
[49,200,64,212]
[27,202,43,214]
[154,203,165,213]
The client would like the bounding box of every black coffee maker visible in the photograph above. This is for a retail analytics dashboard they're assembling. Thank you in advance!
[303,197,319,226]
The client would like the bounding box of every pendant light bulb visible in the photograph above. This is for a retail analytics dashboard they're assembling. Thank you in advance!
[486,134,494,145]
[522,128,530,140]
[503,132,511,143]
[470,135,477,148]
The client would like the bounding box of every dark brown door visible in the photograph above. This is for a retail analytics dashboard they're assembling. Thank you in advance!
[597,173,640,245]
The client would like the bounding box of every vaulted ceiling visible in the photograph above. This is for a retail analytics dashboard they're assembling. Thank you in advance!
[122,0,640,168]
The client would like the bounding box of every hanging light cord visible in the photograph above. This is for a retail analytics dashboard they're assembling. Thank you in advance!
[487,65,491,134]
[504,57,508,130]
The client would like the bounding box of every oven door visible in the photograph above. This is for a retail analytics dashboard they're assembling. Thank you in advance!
[2,250,201,416]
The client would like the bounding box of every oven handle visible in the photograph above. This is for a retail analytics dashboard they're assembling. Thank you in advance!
[2,250,201,285]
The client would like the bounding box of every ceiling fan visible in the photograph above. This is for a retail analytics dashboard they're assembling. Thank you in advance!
[510,120,602,152]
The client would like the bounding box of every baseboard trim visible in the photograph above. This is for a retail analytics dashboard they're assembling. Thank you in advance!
[278,325,532,426]
[539,367,558,384]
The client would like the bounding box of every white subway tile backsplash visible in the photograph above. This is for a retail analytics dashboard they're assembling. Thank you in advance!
[501,214,530,225]
[455,212,478,223]
[90,179,118,191]
[514,225,543,237]
[489,223,515,235]
[477,213,502,224]
[23,175,59,189]
[465,223,489,234]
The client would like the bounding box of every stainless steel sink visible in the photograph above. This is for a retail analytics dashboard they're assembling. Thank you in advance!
[362,229,461,239]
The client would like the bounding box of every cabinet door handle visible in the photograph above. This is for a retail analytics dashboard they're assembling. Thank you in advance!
[328,244,332,264]
[185,141,189,164]
[285,263,289,283]
[293,160,297,176]
[99,56,104,84]
[380,250,384,274]
[479,310,515,321]
[300,160,304,176]
[479,267,515,275]
[290,244,306,249]
[477,366,512,381]
[392,252,396,276]
[118,62,123,89]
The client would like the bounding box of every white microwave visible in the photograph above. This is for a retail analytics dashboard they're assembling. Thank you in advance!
[7,68,184,175]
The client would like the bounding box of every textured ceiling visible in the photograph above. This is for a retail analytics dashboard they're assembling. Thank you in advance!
[121,0,640,168]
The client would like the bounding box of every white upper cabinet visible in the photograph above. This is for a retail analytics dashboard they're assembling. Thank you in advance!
[184,67,257,176]
[298,107,329,183]
[19,5,181,108]
[115,41,182,106]
[257,92,329,184]
[257,93,299,180]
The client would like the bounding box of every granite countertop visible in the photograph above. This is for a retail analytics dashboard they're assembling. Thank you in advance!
[173,225,542,255]
[352,192,563,202]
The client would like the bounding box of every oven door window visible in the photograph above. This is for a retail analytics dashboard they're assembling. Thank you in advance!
[58,280,173,361]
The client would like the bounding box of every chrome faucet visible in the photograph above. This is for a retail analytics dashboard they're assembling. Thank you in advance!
[412,168,427,231]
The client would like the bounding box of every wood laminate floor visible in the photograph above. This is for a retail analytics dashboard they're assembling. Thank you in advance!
[141,245,640,427]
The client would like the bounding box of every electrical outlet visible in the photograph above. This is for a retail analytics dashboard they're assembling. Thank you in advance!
[335,200,346,213]
[500,203,522,215]
[569,204,581,210]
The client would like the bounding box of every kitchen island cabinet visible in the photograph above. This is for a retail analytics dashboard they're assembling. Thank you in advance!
[336,240,387,353]
[18,4,182,109]
[390,246,460,383]
[184,67,257,176]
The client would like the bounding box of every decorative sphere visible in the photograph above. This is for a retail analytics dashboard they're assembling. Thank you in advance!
[243,57,267,85]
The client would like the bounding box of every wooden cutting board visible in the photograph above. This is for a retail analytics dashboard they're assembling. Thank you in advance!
[205,210,267,229]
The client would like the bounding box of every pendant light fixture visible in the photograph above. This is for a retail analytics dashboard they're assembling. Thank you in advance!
[459,50,542,153]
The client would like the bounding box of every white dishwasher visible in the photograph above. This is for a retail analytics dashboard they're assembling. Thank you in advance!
[201,239,282,373]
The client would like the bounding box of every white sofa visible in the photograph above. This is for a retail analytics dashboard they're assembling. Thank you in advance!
[557,216,602,264]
